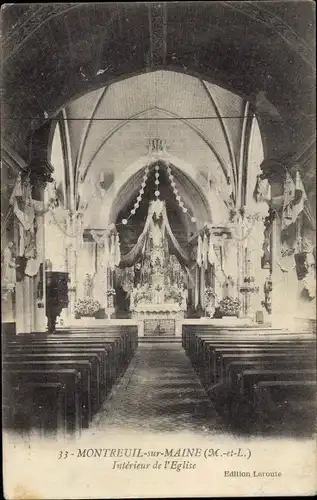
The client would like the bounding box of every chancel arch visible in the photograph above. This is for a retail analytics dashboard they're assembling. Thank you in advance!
[3,62,315,334]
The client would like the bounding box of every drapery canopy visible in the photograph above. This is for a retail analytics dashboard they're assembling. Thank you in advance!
[119,200,190,268]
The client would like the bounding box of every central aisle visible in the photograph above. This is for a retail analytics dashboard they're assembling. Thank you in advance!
[95,343,226,435]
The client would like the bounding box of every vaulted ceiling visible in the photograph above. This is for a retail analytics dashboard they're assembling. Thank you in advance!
[2,1,315,163]
[66,71,244,191]
[47,69,258,231]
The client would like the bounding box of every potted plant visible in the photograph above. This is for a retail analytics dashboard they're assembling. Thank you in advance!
[74,297,101,319]
[218,296,240,317]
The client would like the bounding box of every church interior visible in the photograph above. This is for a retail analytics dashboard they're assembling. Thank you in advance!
[1,3,316,443]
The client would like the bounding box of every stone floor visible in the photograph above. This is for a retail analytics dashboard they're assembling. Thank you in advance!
[94,343,226,435]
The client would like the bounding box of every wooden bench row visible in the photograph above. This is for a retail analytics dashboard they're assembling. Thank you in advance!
[182,326,316,433]
[3,326,138,437]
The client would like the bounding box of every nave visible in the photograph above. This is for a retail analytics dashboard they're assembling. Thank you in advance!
[4,324,316,440]
[91,328,317,438]
[94,342,224,435]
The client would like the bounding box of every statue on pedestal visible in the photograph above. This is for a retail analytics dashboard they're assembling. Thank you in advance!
[83,273,94,298]
[2,242,18,290]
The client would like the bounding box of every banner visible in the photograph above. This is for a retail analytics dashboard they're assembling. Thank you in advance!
[282,171,307,230]
[253,175,270,203]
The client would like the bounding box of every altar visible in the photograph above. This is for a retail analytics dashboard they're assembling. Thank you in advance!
[131,284,186,336]
[119,199,189,336]
[133,304,184,336]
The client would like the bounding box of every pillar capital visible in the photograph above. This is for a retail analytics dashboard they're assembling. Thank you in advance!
[260,154,298,185]
[22,158,54,199]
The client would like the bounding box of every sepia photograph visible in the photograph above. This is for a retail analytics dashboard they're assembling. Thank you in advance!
[1,1,316,498]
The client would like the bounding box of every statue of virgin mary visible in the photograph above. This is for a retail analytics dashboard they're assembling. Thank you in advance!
[147,200,167,272]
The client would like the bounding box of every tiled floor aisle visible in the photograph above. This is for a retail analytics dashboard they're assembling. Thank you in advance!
[95,343,226,435]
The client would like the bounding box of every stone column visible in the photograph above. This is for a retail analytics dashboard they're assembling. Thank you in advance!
[233,212,245,317]
[33,197,47,333]
[15,159,54,334]
[270,195,288,326]
[66,212,77,321]
[260,156,300,327]
[247,216,267,319]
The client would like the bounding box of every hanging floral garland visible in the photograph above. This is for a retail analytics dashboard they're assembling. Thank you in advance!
[120,165,150,226]
[166,164,198,224]
[154,164,160,199]
[117,161,265,247]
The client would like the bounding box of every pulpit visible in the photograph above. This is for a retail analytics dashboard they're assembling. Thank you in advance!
[45,272,69,333]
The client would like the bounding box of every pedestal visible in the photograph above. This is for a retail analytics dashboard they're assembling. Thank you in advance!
[105,307,115,319]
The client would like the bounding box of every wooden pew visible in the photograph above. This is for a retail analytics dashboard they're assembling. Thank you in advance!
[11,336,128,389]
[4,327,138,434]
[237,368,316,400]
[3,369,82,434]
[7,338,124,395]
[5,349,102,413]
[25,328,137,372]
[3,326,138,436]
[3,381,68,438]
[182,325,316,432]
[187,336,314,386]
[216,352,315,384]
[229,368,316,418]
[182,326,313,348]
[30,332,132,376]
[3,359,92,427]
[253,380,317,431]
[227,359,316,393]
[183,334,314,368]
[202,340,313,378]
[184,331,314,356]
[202,339,312,372]
[54,326,138,355]
[182,325,297,350]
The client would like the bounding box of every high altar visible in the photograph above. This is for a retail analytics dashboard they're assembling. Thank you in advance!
[125,200,188,336]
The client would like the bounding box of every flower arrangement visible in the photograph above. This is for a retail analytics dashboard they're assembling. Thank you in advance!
[134,289,151,305]
[218,296,240,317]
[74,297,101,317]
[164,288,183,306]
[106,288,116,296]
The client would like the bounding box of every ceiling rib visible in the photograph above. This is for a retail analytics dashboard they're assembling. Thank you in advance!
[236,101,251,209]
[80,106,230,184]
[60,108,75,211]
[74,85,109,190]
[201,79,238,189]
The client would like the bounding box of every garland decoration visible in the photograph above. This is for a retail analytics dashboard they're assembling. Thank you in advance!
[167,164,197,224]
[154,164,160,198]
[121,165,149,225]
